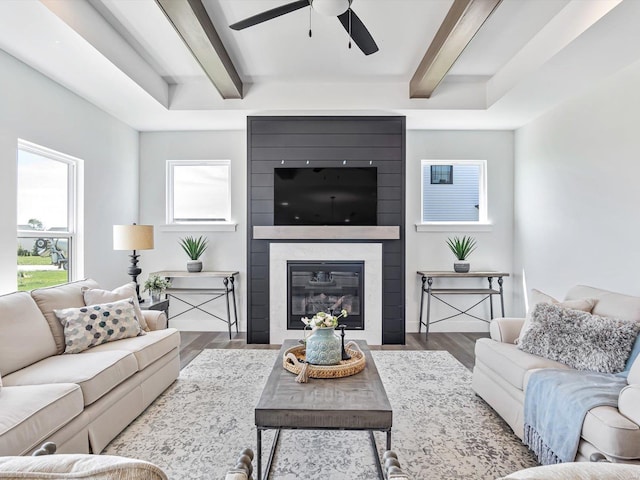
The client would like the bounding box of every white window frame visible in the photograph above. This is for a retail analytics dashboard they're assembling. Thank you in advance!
[17,139,83,282]
[165,160,234,229]
[418,159,490,232]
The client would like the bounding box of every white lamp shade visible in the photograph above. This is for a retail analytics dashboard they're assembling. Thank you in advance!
[113,224,154,251]
[312,0,351,16]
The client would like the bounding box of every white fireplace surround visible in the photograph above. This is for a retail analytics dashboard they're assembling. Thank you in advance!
[269,243,383,345]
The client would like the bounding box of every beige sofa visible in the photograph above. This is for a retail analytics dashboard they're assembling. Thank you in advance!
[0,444,256,480]
[473,285,640,463]
[0,279,181,456]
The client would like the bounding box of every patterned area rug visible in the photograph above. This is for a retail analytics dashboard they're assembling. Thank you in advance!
[105,349,536,479]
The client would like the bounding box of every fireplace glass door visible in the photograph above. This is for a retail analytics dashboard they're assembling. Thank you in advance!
[287,261,364,330]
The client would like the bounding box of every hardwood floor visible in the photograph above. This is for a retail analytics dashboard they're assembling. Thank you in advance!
[178,332,488,371]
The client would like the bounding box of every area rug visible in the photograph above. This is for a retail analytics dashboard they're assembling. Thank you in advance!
[105,349,536,479]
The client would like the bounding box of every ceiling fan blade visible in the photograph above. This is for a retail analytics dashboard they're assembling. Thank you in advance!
[230,0,310,30]
[337,8,378,55]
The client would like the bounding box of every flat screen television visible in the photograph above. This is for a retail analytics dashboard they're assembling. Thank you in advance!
[274,167,377,226]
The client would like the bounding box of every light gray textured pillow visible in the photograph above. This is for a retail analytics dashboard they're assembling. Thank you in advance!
[82,283,149,331]
[518,303,640,373]
[54,298,145,354]
[516,289,597,343]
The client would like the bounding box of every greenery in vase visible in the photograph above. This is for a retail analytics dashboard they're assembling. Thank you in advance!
[302,309,348,329]
[446,235,477,261]
[143,274,171,294]
[179,235,208,260]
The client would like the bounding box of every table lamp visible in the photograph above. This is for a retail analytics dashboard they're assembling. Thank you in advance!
[113,223,154,302]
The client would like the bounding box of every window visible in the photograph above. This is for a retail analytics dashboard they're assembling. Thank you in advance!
[17,141,80,290]
[167,160,231,224]
[430,165,453,184]
[421,160,487,223]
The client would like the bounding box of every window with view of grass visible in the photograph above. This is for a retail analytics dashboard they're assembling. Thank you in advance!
[17,141,80,291]
[166,160,231,224]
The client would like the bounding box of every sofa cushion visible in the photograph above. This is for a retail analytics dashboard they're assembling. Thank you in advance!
[88,329,180,370]
[2,350,137,406]
[519,303,640,374]
[581,405,640,460]
[566,285,640,322]
[54,298,145,354]
[517,289,596,343]
[0,291,57,377]
[0,454,168,479]
[475,338,569,391]
[82,283,149,332]
[31,279,100,355]
[0,384,83,456]
[499,462,640,479]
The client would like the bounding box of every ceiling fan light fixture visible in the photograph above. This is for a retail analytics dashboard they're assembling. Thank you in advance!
[311,0,351,17]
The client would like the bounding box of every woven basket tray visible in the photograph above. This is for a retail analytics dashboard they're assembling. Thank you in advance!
[283,341,366,379]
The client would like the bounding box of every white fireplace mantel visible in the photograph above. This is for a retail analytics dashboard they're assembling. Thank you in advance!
[254,225,399,240]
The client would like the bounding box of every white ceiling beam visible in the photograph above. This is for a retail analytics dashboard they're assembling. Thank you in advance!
[40,0,169,107]
[155,0,243,100]
[487,0,622,107]
[410,0,502,99]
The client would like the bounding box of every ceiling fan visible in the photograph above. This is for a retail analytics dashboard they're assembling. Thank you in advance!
[229,0,379,56]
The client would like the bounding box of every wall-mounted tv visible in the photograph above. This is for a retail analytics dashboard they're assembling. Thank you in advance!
[274,167,377,226]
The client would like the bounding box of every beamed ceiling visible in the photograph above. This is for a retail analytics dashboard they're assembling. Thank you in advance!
[0,0,638,131]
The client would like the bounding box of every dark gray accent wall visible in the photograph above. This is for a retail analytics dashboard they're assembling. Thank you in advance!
[247,116,406,344]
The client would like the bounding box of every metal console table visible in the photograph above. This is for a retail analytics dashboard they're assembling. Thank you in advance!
[151,271,239,339]
[417,271,509,338]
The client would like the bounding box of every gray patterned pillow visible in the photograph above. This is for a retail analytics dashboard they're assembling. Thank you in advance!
[54,297,145,354]
[518,302,640,373]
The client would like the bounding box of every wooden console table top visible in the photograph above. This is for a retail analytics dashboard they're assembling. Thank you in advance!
[151,270,239,278]
[416,271,509,278]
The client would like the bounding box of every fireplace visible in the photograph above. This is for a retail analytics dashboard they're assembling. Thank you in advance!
[287,261,364,330]
[269,243,382,345]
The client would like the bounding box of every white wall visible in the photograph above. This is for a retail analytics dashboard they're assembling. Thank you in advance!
[0,50,139,294]
[139,131,247,332]
[513,59,640,314]
[406,130,514,332]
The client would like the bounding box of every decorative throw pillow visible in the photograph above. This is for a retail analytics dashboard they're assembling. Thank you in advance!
[54,298,145,354]
[518,303,640,373]
[516,289,597,343]
[82,283,149,331]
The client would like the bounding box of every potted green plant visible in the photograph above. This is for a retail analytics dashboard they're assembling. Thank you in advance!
[143,274,171,302]
[446,235,477,273]
[179,235,208,272]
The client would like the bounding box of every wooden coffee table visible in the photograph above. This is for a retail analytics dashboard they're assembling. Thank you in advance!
[255,340,393,479]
